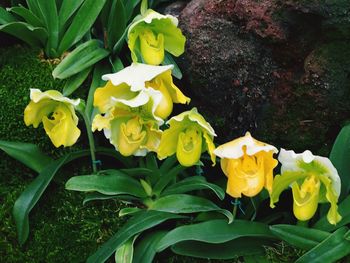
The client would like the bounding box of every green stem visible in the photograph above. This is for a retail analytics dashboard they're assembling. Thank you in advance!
[297,220,309,227]
[232,198,239,221]
[78,106,97,174]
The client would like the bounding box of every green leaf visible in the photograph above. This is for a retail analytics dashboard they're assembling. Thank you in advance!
[36,0,59,57]
[171,237,272,259]
[149,194,233,223]
[119,207,142,217]
[314,195,350,231]
[9,7,42,27]
[163,52,182,79]
[57,0,107,54]
[112,25,128,54]
[62,66,91,96]
[65,170,147,198]
[295,227,350,263]
[26,0,44,21]
[270,224,330,250]
[159,155,177,173]
[0,140,52,173]
[153,164,185,195]
[124,0,141,22]
[133,231,167,263]
[53,39,109,79]
[0,22,47,46]
[115,235,137,263]
[58,0,83,34]
[119,168,154,178]
[157,219,274,252]
[107,0,126,50]
[329,123,350,200]
[13,150,90,245]
[140,0,148,15]
[0,7,16,24]
[110,56,124,73]
[87,210,185,263]
[162,176,225,200]
[83,192,138,205]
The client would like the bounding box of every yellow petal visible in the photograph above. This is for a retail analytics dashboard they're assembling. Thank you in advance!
[203,132,216,166]
[142,122,162,152]
[151,77,173,119]
[24,99,58,128]
[291,177,320,221]
[42,103,81,147]
[139,29,165,65]
[176,128,202,167]
[157,120,184,159]
[94,81,137,113]
[92,113,112,132]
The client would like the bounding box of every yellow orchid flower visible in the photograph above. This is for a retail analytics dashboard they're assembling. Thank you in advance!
[94,63,189,120]
[158,108,216,167]
[214,132,278,198]
[24,89,81,147]
[270,149,342,225]
[128,9,186,65]
[92,88,162,157]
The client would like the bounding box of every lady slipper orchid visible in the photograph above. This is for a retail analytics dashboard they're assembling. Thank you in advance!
[157,108,216,167]
[92,88,162,157]
[128,9,186,65]
[270,149,342,225]
[24,89,81,147]
[214,132,278,198]
[94,63,189,120]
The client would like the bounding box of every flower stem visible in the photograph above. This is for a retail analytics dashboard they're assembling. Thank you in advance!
[297,220,309,227]
[232,198,239,220]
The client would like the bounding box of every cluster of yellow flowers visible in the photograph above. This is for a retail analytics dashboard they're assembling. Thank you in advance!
[23,8,341,225]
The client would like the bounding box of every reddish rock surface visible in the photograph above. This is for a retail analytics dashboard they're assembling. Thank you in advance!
[174,0,350,154]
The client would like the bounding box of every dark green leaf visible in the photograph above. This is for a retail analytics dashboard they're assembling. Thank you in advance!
[115,235,137,263]
[0,7,16,24]
[314,195,350,231]
[133,231,167,263]
[124,0,141,22]
[83,192,138,205]
[329,123,350,200]
[0,140,52,173]
[62,66,91,96]
[153,165,185,195]
[13,150,91,245]
[58,0,83,34]
[107,0,126,50]
[9,7,42,27]
[157,219,274,252]
[87,210,185,263]
[110,56,124,73]
[171,238,272,259]
[162,176,225,200]
[295,227,350,263]
[163,52,182,79]
[119,168,154,178]
[270,224,330,250]
[149,194,233,222]
[36,0,59,57]
[65,170,147,198]
[0,22,47,46]
[53,39,109,79]
[57,0,107,54]
[26,0,44,21]
[119,207,142,217]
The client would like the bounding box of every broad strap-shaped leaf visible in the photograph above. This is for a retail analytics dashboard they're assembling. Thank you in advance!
[119,168,154,178]
[53,39,109,79]
[83,192,139,205]
[8,7,42,27]
[0,22,47,46]
[107,0,126,50]
[314,195,350,231]
[123,0,141,22]
[36,0,59,57]
[57,0,107,54]
[0,140,52,173]
[270,224,330,250]
[119,207,142,217]
[87,210,185,263]
[171,238,272,260]
[163,52,182,79]
[13,150,90,245]
[148,194,233,223]
[157,219,275,252]
[62,66,91,96]
[115,235,137,263]
[26,0,44,21]
[295,227,350,263]
[0,7,16,24]
[153,165,186,195]
[330,123,350,200]
[65,170,147,198]
[58,0,84,34]
[162,176,225,200]
[133,231,167,263]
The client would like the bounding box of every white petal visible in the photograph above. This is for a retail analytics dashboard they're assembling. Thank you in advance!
[102,63,173,92]
[214,132,278,159]
[30,89,80,106]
